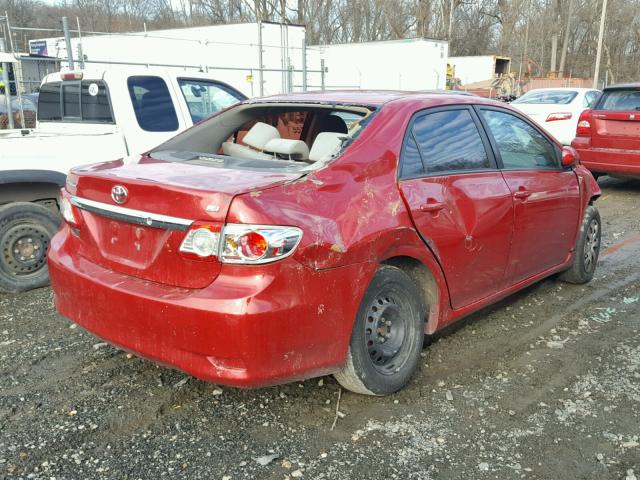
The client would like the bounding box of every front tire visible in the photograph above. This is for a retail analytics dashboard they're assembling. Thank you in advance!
[334,265,426,395]
[559,205,601,284]
[0,202,60,293]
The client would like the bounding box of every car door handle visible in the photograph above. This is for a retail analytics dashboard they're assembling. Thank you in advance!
[420,200,444,212]
[513,189,531,199]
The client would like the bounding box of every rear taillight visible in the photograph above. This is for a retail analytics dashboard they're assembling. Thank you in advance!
[576,110,592,136]
[62,72,83,81]
[179,223,302,264]
[180,226,220,258]
[59,189,80,227]
[546,112,572,122]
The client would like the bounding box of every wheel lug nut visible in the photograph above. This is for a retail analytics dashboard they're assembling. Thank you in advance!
[14,249,19,254]
[27,238,33,243]
[20,256,25,261]
[30,254,35,259]
[34,245,39,250]
[386,320,391,326]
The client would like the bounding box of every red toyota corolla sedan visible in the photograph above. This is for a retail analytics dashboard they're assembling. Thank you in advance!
[49,91,602,395]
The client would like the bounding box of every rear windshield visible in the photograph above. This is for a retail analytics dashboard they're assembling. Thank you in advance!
[596,89,640,111]
[513,90,577,105]
[38,81,114,123]
[150,104,375,172]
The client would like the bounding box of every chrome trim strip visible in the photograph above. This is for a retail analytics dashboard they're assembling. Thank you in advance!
[70,196,193,231]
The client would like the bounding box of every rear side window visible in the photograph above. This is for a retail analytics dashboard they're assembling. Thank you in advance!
[513,90,577,105]
[38,83,62,121]
[37,81,113,123]
[128,76,179,132]
[406,109,490,175]
[583,91,600,108]
[177,78,243,123]
[597,89,640,111]
[480,110,558,169]
[62,83,80,118]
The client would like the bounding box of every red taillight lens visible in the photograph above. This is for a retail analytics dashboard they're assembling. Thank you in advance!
[576,110,592,136]
[239,231,268,260]
[546,112,572,122]
[62,72,83,81]
[220,224,303,264]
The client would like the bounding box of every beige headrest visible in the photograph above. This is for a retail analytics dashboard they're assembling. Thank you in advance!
[243,122,280,150]
[309,132,346,162]
[264,138,310,160]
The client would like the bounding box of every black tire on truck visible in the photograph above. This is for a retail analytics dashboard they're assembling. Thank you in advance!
[0,202,61,293]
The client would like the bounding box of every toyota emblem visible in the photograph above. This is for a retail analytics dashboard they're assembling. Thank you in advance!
[111,185,128,204]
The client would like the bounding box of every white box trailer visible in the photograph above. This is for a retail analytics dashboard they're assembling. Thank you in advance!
[309,38,448,91]
[448,55,511,86]
[29,22,313,98]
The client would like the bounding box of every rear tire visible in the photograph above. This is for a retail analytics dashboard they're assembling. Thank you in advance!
[559,205,601,284]
[334,265,426,395]
[0,202,60,293]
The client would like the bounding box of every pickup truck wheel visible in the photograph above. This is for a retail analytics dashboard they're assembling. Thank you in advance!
[0,202,60,293]
[334,265,426,395]
[559,206,601,284]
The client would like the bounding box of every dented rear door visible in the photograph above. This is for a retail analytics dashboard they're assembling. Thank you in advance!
[398,106,514,309]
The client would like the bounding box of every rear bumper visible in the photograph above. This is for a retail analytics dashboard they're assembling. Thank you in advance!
[572,138,640,175]
[49,225,374,388]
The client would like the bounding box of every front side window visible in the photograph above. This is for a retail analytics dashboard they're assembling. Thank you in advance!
[177,78,243,123]
[128,76,179,132]
[596,89,640,111]
[480,109,558,170]
[410,109,490,174]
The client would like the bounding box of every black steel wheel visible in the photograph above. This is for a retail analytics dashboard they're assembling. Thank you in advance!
[0,202,60,293]
[334,265,426,395]
[559,205,601,284]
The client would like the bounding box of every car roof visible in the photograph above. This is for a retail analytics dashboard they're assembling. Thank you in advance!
[249,89,500,108]
[603,83,640,91]
[522,87,597,93]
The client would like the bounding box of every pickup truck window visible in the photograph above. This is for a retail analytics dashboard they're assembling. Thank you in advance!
[127,76,179,132]
[177,78,243,123]
[38,81,114,123]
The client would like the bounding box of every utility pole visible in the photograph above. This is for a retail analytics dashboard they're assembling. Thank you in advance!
[593,0,607,88]
[62,16,74,70]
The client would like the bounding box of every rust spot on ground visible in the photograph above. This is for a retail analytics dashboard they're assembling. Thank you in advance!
[601,232,640,258]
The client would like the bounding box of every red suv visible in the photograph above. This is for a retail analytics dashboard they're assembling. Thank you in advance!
[49,91,601,395]
[572,83,640,179]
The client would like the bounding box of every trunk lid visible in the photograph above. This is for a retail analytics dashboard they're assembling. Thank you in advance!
[511,104,555,123]
[70,157,301,288]
[591,87,640,150]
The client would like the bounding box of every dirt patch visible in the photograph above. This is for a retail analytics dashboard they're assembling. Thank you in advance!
[1,177,639,479]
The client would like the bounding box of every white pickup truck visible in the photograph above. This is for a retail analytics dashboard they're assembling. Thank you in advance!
[0,68,245,292]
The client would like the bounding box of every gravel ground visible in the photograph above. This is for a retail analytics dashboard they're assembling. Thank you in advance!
[1,177,639,480]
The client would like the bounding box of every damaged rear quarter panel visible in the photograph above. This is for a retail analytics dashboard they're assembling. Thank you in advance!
[226,102,452,332]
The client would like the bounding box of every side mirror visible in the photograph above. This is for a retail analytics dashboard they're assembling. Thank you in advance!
[561,146,578,168]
